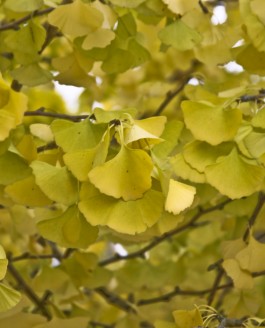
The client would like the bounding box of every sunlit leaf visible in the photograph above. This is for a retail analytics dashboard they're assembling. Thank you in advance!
[165,179,196,215]
[236,235,265,272]
[109,0,145,8]
[37,205,98,249]
[82,28,115,50]
[244,131,265,158]
[182,101,242,145]
[205,148,265,199]
[0,245,7,280]
[79,183,164,234]
[158,20,202,51]
[252,107,265,128]
[35,317,89,328]
[93,107,137,123]
[0,284,21,312]
[48,0,103,38]
[88,145,153,201]
[31,161,78,205]
[222,259,253,290]
[172,308,203,328]
[4,0,43,12]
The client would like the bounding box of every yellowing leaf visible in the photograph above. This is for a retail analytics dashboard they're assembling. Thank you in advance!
[79,183,164,234]
[252,107,265,128]
[172,308,203,328]
[244,131,265,158]
[124,116,167,145]
[221,239,246,259]
[51,119,106,152]
[182,101,242,145]
[93,107,137,123]
[165,179,196,215]
[11,64,52,87]
[48,0,103,38]
[162,0,197,15]
[31,161,78,205]
[35,317,89,328]
[82,28,115,50]
[158,20,202,51]
[236,235,265,272]
[109,0,145,8]
[0,245,7,280]
[0,283,21,312]
[222,259,253,289]
[5,175,52,207]
[205,148,265,199]
[4,0,43,12]
[88,146,153,201]
[37,205,98,249]
[155,320,176,328]
[0,152,31,185]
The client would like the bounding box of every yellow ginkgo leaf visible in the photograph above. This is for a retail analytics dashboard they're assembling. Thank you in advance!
[173,308,203,328]
[37,206,98,249]
[88,145,153,201]
[236,235,265,272]
[0,283,21,312]
[79,183,164,235]
[222,259,253,290]
[48,0,103,39]
[165,179,196,215]
[82,28,115,50]
[31,161,78,205]
[0,245,7,280]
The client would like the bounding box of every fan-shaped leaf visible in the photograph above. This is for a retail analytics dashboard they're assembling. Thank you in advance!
[0,284,21,312]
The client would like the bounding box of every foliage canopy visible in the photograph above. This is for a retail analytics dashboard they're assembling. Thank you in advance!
[1,0,265,327]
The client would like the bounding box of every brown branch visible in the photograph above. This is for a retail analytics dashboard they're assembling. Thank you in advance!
[89,321,114,328]
[94,287,137,314]
[11,252,56,262]
[99,199,232,267]
[7,259,52,320]
[243,192,265,242]
[207,269,225,306]
[37,141,58,153]
[24,108,89,122]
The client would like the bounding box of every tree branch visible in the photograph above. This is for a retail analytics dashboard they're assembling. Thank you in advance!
[243,192,265,242]
[99,199,232,267]
[7,259,52,320]
[24,108,89,122]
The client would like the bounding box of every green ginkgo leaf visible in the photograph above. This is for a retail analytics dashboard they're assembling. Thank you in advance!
[173,308,203,328]
[48,0,103,38]
[93,108,137,123]
[165,179,196,215]
[0,283,21,312]
[51,119,106,152]
[158,20,202,51]
[252,107,265,128]
[0,245,7,280]
[37,206,98,249]
[244,131,265,158]
[4,0,43,12]
[182,101,242,145]
[0,152,31,185]
[5,175,52,207]
[11,64,52,87]
[31,161,78,205]
[82,28,115,50]
[79,183,164,234]
[183,141,233,172]
[170,153,205,183]
[205,148,265,199]
[88,145,153,201]
[236,235,265,272]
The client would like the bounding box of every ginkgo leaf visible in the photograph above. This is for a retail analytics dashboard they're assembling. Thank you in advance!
[0,283,21,312]
[88,145,153,201]
[0,151,31,185]
[124,116,166,145]
[34,317,89,328]
[221,239,246,259]
[11,64,52,87]
[205,148,265,199]
[236,235,265,272]
[252,107,265,128]
[93,107,137,123]
[222,259,253,290]
[154,320,176,328]
[4,0,43,12]
[0,245,7,280]
[31,161,78,205]
[183,141,233,173]
[82,28,115,50]
[172,308,203,328]
[79,183,164,234]
[109,0,145,8]
[48,0,103,38]
[162,0,197,15]
[170,153,206,183]
[182,101,242,145]
[101,48,134,74]
[5,175,52,207]
[37,205,98,249]
[51,119,106,152]
[244,131,265,158]
[165,179,196,215]
[158,20,202,51]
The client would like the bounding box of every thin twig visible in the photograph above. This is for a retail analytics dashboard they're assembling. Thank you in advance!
[207,269,225,306]
[24,108,89,122]
[243,192,265,242]
[11,252,55,262]
[7,260,52,320]
[99,199,232,267]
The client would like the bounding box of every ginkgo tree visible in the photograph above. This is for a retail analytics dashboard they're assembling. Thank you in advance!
[1,0,265,327]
